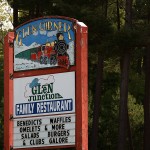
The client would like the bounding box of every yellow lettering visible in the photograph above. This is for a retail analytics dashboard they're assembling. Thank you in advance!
[16,31,23,46]
[19,38,23,46]
[67,24,71,40]
[32,25,37,33]
[58,22,62,31]
[39,22,45,31]
[22,26,30,38]
[45,22,48,30]
[64,23,67,32]
[15,20,74,46]
[47,21,52,30]
[27,26,30,35]
[54,22,59,30]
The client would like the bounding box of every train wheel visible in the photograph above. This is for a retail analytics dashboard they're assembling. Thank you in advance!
[44,56,48,64]
[50,55,57,65]
[40,56,44,64]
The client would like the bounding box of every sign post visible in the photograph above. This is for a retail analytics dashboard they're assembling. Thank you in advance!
[4,32,14,150]
[76,22,88,150]
[4,16,88,150]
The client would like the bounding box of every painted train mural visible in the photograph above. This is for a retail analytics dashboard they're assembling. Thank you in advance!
[16,33,70,68]
[14,18,75,71]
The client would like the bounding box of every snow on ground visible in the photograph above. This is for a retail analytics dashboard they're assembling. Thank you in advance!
[14,58,57,71]
[14,40,75,71]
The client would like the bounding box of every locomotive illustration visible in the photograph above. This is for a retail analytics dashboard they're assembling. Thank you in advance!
[30,32,70,68]
[30,42,57,65]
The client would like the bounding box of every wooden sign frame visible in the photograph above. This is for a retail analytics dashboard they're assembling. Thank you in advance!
[4,16,88,150]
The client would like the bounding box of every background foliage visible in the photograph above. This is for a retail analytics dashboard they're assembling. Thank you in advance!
[1,0,149,149]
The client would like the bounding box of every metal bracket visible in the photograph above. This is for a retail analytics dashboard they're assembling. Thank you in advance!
[10,73,13,80]
[10,146,13,150]
[8,34,14,48]
[10,114,13,120]
[9,42,14,48]
[74,24,77,30]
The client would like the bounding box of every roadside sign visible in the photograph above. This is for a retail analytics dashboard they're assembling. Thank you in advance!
[13,114,75,148]
[13,72,75,118]
[4,16,88,150]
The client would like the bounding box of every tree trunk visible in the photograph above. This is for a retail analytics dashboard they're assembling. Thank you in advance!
[89,54,104,150]
[29,8,35,19]
[116,0,120,30]
[35,2,41,17]
[125,1,134,148]
[144,46,150,150]
[127,110,134,150]
[118,50,130,150]
[90,1,108,149]
[137,57,142,75]
[125,0,133,29]
[104,0,108,18]
[118,0,133,149]
[13,0,18,28]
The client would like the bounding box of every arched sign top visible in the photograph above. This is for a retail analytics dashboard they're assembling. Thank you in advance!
[14,16,78,30]
[14,16,77,71]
